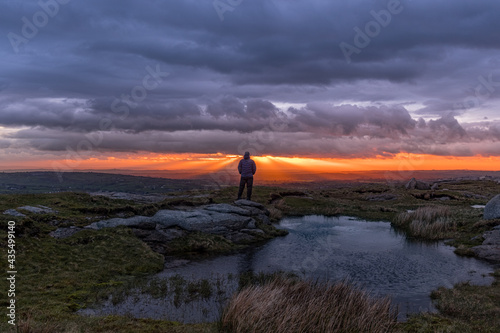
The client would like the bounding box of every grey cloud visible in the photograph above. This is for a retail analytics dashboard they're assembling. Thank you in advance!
[428,114,467,139]
[290,104,416,135]
[5,105,499,159]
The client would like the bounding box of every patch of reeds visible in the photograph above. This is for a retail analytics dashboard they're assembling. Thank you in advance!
[393,206,456,239]
[220,277,397,333]
[16,313,72,333]
[311,205,343,216]
[268,207,283,221]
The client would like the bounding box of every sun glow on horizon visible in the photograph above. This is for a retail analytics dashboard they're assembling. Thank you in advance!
[2,152,499,182]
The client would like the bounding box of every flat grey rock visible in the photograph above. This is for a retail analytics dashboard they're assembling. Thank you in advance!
[78,201,279,252]
[86,216,152,229]
[234,199,265,209]
[472,228,500,262]
[203,204,251,216]
[482,229,500,245]
[18,205,57,214]
[87,203,265,236]
[50,227,83,239]
[3,209,26,217]
[472,245,500,262]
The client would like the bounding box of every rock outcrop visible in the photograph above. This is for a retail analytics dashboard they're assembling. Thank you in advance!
[472,225,500,262]
[405,178,431,190]
[51,200,279,255]
[3,205,57,217]
[484,194,500,220]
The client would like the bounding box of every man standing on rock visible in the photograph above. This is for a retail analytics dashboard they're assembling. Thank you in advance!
[237,151,257,201]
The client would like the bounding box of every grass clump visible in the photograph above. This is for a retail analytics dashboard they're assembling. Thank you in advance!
[393,206,456,239]
[401,269,500,332]
[221,277,397,333]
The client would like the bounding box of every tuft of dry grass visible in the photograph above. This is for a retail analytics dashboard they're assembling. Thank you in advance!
[268,207,283,221]
[220,277,397,333]
[273,198,289,211]
[16,313,71,333]
[394,206,456,239]
[311,205,343,216]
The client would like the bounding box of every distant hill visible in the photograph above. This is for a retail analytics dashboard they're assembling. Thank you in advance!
[0,172,213,194]
[1,170,499,194]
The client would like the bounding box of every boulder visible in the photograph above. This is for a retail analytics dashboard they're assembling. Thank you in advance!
[472,226,500,262]
[484,195,500,220]
[405,178,431,190]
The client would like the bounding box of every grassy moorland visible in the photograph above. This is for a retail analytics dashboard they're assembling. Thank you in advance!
[0,175,499,332]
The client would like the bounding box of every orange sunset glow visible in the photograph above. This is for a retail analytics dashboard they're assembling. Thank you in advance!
[4,153,498,182]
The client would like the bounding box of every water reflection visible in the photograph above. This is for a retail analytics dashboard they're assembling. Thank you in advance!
[81,215,494,323]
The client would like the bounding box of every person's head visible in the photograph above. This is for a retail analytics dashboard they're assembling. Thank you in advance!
[244,151,250,159]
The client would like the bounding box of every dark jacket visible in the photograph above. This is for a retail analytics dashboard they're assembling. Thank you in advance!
[238,156,256,178]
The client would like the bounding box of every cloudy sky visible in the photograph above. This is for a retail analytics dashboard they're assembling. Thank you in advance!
[1,0,500,172]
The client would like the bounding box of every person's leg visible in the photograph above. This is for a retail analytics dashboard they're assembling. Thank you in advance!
[246,177,253,200]
[237,177,246,199]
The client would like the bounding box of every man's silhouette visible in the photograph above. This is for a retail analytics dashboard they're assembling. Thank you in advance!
[237,151,256,200]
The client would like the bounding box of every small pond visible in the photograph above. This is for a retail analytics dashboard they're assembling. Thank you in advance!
[80,215,494,323]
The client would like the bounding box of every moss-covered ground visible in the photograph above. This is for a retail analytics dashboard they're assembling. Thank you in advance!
[0,178,499,332]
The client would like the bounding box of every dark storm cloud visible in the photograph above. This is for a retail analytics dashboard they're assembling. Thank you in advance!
[289,103,416,135]
[1,0,500,158]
